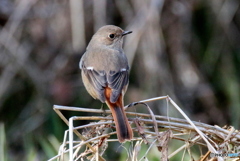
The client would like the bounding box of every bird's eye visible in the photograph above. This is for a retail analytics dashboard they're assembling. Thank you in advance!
[108,34,115,39]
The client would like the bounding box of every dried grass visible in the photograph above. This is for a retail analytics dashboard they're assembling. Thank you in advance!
[49,96,240,161]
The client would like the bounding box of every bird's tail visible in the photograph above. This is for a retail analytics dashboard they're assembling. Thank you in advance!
[106,95,133,143]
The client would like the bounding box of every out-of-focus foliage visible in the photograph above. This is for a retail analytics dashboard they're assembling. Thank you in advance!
[0,0,239,160]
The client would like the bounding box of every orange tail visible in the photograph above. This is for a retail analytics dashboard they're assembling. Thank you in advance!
[105,90,133,142]
[109,103,133,142]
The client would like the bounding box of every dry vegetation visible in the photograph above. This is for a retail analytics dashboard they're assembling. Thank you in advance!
[0,0,240,161]
[50,97,240,161]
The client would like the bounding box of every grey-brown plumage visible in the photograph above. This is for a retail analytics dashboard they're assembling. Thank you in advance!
[80,25,133,142]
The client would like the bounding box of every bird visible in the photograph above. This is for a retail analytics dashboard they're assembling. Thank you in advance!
[79,25,133,143]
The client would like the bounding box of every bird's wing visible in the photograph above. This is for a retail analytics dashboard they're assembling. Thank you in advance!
[81,53,129,103]
[107,69,129,103]
[81,63,107,103]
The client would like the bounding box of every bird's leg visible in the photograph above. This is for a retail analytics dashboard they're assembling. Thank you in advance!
[100,103,107,117]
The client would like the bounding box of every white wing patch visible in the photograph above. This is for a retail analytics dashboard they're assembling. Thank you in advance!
[87,67,94,70]
[121,68,127,71]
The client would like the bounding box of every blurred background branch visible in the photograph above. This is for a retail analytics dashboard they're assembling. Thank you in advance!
[0,0,240,160]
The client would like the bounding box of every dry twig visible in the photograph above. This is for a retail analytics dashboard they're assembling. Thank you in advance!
[49,96,240,161]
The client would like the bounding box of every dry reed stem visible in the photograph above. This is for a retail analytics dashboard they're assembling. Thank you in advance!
[48,96,240,161]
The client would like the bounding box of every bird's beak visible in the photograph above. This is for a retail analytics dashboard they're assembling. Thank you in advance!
[122,30,132,36]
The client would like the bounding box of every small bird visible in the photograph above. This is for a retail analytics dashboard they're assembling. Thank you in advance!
[79,25,133,143]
